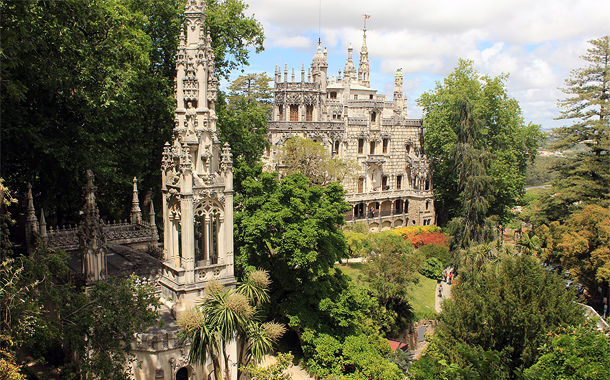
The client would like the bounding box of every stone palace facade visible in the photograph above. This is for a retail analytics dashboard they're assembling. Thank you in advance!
[265,28,436,231]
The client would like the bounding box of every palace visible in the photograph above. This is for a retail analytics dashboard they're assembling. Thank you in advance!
[265,26,435,231]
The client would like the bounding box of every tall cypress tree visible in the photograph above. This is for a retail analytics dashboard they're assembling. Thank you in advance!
[448,98,495,249]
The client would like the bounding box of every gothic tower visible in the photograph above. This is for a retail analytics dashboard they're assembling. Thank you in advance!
[159,0,235,316]
[358,27,370,87]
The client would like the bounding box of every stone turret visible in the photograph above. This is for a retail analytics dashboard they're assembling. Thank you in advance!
[159,0,235,319]
[358,27,370,87]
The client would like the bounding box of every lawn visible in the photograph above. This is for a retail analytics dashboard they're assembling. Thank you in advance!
[408,274,439,319]
[335,263,438,320]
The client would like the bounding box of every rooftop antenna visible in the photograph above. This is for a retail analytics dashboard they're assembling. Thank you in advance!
[318,0,322,45]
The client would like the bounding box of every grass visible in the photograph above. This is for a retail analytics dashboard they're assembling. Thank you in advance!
[335,263,439,320]
[409,274,439,319]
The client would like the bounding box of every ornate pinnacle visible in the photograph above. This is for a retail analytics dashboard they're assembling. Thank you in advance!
[131,177,142,224]
[221,142,233,172]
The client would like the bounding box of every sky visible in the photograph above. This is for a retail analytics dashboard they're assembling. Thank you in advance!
[234,0,610,131]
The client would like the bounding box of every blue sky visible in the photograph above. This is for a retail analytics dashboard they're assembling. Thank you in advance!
[231,0,610,131]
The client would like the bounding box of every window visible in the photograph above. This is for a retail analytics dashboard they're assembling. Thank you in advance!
[369,94,374,99]
[306,105,313,121]
[266,146,270,157]
[396,175,402,190]
[358,178,364,193]
[382,176,388,190]
[278,105,283,121]
[334,141,340,156]
[426,200,430,210]
[330,91,337,99]
[354,94,358,100]
[382,138,389,154]
[370,141,375,155]
[371,111,377,122]
[290,105,298,121]
[358,139,364,154]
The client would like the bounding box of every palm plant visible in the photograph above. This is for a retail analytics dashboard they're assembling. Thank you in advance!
[178,270,284,380]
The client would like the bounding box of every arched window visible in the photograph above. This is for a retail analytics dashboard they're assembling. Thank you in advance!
[176,367,189,380]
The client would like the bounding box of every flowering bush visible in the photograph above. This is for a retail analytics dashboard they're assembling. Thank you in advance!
[393,226,448,248]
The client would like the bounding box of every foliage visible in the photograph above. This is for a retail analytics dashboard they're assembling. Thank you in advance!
[386,346,412,376]
[216,73,272,168]
[361,233,420,334]
[524,323,610,380]
[179,270,285,380]
[0,0,265,224]
[543,35,610,219]
[447,98,496,249]
[418,59,541,226]
[235,165,373,338]
[409,340,508,380]
[416,254,585,379]
[417,243,451,267]
[419,257,444,281]
[278,137,360,186]
[534,205,610,293]
[344,231,372,258]
[302,333,403,380]
[525,154,558,187]
[241,352,294,380]
[204,0,264,80]
[1,247,160,379]
[216,93,269,168]
[227,72,273,113]
[393,225,448,248]
[362,233,419,308]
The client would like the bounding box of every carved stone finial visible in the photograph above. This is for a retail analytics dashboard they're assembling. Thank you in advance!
[131,177,142,224]
[221,142,233,172]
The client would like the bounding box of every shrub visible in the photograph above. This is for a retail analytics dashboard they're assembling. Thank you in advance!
[418,244,451,267]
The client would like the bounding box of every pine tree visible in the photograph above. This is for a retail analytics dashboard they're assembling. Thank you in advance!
[549,36,610,217]
[447,98,495,249]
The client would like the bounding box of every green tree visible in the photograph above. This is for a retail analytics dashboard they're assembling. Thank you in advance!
[418,59,541,226]
[524,323,610,380]
[303,333,403,380]
[216,73,272,168]
[279,137,360,186]
[227,72,273,112]
[204,0,264,80]
[179,270,285,380]
[1,249,160,379]
[539,36,610,221]
[354,232,420,334]
[0,0,265,224]
[533,205,610,298]
[362,233,419,310]
[415,254,585,379]
[241,352,294,380]
[234,165,355,333]
[447,98,495,249]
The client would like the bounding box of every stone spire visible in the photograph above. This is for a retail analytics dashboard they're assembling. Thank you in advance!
[131,177,142,224]
[358,26,370,87]
[393,69,406,116]
[25,184,38,253]
[79,170,107,286]
[344,43,357,81]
